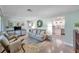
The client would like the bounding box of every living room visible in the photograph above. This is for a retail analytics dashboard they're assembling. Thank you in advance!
[0,5,79,53]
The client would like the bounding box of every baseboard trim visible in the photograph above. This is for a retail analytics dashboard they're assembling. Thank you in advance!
[64,42,73,47]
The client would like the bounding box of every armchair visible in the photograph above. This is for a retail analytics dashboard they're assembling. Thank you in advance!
[0,35,24,53]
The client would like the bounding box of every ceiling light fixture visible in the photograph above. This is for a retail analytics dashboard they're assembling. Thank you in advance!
[27,9,32,12]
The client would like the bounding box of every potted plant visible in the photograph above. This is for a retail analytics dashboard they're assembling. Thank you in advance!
[75,22,79,31]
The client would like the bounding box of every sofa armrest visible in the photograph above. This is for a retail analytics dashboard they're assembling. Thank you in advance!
[9,38,17,43]
[9,35,17,40]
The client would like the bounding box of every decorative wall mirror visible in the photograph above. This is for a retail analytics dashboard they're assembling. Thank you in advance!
[37,20,43,27]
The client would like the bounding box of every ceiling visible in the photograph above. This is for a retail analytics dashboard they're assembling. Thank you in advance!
[0,5,79,18]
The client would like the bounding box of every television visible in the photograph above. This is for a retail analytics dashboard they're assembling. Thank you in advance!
[14,26,21,31]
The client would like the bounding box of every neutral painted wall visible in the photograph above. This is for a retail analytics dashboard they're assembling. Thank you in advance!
[2,16,9,31]
[64,11,79,46]
[0,8,5,32]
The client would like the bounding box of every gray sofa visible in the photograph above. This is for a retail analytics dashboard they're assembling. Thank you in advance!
[28,29,46,42]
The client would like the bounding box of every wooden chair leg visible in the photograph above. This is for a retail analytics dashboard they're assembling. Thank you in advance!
[21,43,25,53]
